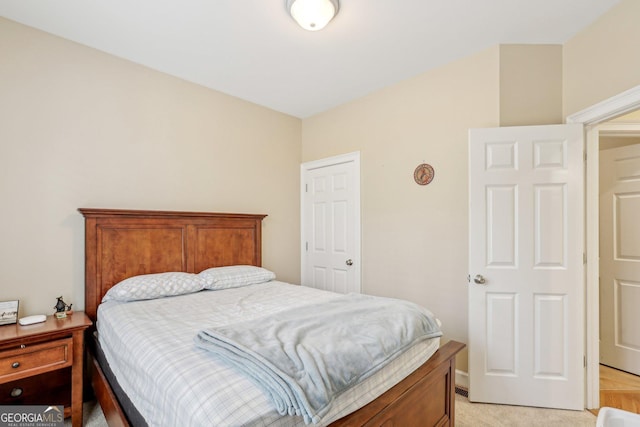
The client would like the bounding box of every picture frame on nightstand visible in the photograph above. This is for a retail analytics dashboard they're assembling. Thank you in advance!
[0,300,19,325]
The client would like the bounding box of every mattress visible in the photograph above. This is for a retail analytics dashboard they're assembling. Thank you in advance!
[97,281,440,426]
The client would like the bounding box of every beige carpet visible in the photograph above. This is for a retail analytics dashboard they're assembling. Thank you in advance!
[69,396,598,426]
[64,401,107,427]
[456,394,597,426]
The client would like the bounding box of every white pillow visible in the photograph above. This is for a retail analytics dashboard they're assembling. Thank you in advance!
[102,272,208,302]
[198,265,276,290]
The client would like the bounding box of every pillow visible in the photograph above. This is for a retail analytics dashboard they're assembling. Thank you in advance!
[198,265,276,290]
[102,272,208,302]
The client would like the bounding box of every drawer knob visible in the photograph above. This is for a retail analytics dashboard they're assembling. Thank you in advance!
[10,387,23,398]
[11,362,20,369]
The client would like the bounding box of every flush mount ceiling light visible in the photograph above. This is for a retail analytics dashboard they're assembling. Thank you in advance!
[286,0,340,31]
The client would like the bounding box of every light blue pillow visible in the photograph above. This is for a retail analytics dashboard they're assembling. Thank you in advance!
[198,265,276,290]
[102,272,209,302]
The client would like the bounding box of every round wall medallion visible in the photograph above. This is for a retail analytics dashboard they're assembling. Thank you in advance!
[414,163,435,186]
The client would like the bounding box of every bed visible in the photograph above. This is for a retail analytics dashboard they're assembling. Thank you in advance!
[80,208,464,426]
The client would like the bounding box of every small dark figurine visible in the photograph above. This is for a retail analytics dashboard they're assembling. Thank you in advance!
[54,296,73,318]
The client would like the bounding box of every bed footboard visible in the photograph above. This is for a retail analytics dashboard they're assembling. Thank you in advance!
[330,340,465,427]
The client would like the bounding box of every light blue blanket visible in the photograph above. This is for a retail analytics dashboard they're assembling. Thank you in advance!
[194,293,442,424]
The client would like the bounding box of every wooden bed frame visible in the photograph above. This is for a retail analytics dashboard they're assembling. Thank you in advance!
[80,208,464,427]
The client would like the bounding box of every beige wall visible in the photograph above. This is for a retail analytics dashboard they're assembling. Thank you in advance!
[302,47,502,371]
[610,109,640,123]
[0,18,302,316]
[600,112,640,150]
[600,137,640,150]
[499,44,563,126]
[564,0,640,117]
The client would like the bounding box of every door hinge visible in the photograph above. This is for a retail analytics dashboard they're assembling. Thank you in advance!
[305,184,308,193]
[584,151,587,162]
[584,355,586,368]
[583,253,587,264]
[305,241,308,251]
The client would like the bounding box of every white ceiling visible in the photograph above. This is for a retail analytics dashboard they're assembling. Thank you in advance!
[0,0,622,118]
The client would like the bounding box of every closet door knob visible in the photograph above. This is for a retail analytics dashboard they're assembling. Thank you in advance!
[345,259,353,266]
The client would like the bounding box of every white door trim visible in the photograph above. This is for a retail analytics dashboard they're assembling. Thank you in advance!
[567,85,640,125]
[300,151,361,292]
[566,84,640,409]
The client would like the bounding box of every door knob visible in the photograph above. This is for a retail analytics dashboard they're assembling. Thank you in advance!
[473,274,486,285]
[346,259,353,266]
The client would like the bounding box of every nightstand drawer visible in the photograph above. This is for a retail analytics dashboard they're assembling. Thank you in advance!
[0,368,71,407]
[0,338,73,382]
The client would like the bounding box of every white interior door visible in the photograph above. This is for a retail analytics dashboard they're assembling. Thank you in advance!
[301,152,361,294]
[600,143,640,376]
[468,124,584,410]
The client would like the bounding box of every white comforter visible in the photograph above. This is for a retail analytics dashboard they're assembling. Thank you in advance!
[97,282,440,427]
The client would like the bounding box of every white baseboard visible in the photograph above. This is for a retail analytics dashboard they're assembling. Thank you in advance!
[456,369,469,389]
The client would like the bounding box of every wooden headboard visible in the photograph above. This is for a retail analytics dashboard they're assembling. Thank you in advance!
[79,208,267,321]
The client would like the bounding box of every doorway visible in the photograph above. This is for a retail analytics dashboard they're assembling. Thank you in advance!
[597,122,640,413]
[566,84,640,410]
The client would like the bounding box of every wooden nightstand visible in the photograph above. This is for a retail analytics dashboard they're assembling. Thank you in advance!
[0,313,92,427]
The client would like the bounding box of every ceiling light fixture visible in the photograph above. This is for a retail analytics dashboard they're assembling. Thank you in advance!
[286,0,340,31]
